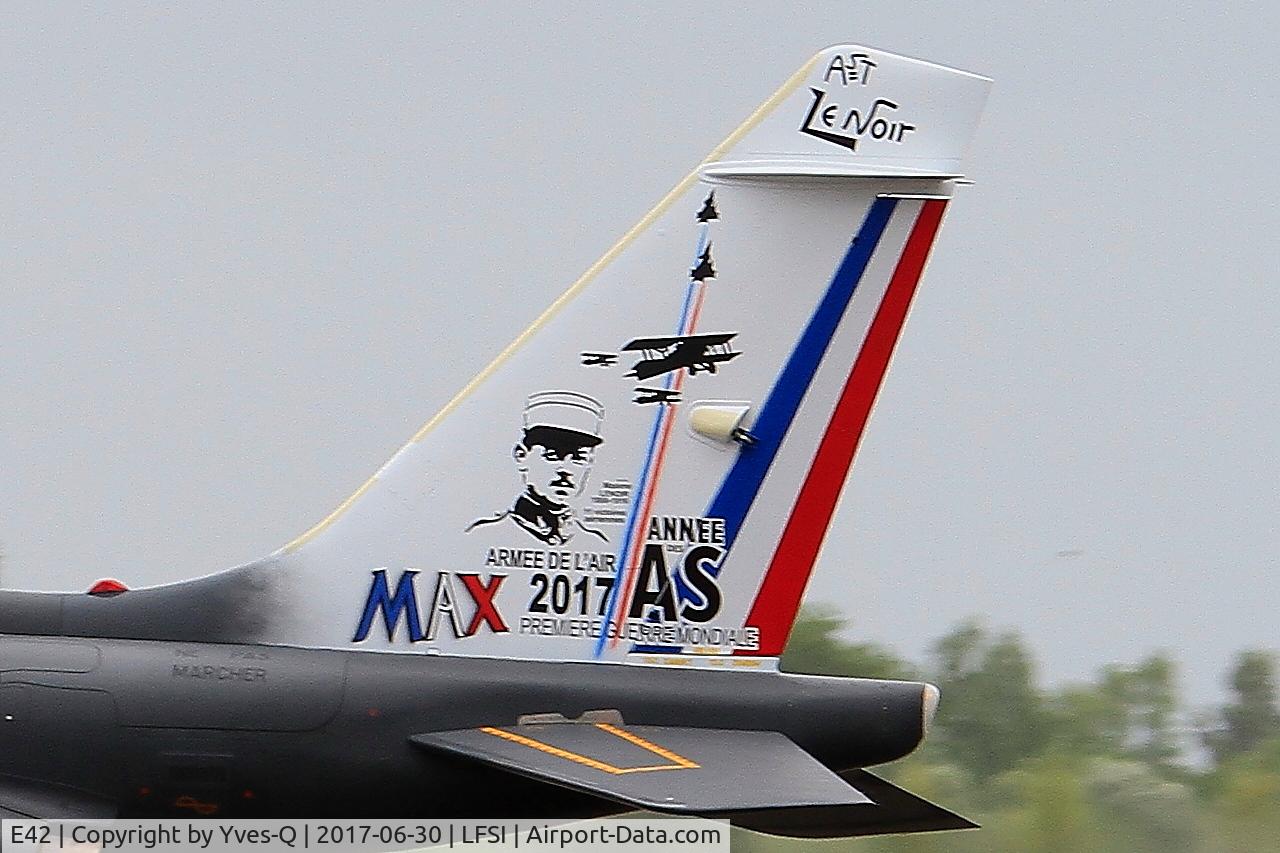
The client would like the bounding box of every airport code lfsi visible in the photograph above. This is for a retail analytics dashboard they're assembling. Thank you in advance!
[0,819,729,853]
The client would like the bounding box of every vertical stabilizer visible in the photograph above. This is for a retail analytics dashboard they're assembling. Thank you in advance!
[244,45,992,667]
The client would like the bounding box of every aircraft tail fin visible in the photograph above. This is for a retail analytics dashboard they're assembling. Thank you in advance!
[246,45,992,666]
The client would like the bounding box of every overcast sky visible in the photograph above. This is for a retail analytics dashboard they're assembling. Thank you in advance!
[1,2,1276,708]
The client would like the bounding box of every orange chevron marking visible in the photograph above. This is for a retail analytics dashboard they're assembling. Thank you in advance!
[595,723,700,769]
[478,724,699,775]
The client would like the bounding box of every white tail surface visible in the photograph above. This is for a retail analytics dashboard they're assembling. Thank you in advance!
[263,45,991,667]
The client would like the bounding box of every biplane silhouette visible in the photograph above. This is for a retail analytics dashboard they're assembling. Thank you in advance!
[580,351,619,367]
[633,386,682,405]
[622,332,741,381]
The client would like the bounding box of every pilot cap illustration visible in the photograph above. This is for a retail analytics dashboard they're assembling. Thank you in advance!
[522,391,604,447]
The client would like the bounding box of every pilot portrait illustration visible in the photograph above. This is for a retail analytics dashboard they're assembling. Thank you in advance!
[467,391,608,545]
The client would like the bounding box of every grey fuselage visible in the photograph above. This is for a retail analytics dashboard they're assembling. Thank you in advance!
[0,580,930,819]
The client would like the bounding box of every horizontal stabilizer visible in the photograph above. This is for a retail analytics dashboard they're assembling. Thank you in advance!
[0,776,116,820]
[411,721,867,814]
[724,768,978,838]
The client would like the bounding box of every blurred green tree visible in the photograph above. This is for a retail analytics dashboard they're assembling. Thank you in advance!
[928,621,1048,782]
[779,605,913,680]
[1044,654,1180,768]
[1084,757,1201,852]
[1204,650,1280,765]
[1204,738,1280,852]
[1046,683,1128,757]
[1100,654,1180,766]
[753,611,1280,852]
[984,755,1098,853]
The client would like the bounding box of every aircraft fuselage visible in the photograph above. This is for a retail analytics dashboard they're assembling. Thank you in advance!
[0,634,928,818]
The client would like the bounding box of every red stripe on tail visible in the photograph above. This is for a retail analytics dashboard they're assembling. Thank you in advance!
[741,199,948,657]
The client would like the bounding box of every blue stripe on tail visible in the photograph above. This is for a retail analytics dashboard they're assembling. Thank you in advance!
[705,197,897,559]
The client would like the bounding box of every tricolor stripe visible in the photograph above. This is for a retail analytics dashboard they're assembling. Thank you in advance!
[600,193,948,661]
[704,197,898,553]
[741,198,948,656]
[617,197,901,656]
[596,222,712,654]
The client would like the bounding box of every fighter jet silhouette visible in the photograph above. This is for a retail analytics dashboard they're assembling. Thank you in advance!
[580,352,619,367]
[633,387,682,405]
[690,243,716,282]
[696,191,719,222]
[623,332,741,381]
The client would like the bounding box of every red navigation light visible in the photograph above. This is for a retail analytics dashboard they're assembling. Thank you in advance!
[88,579,129,596]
